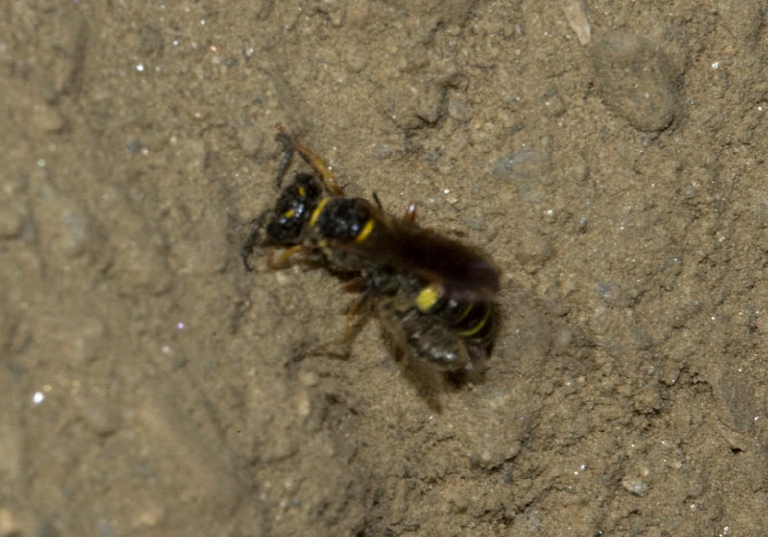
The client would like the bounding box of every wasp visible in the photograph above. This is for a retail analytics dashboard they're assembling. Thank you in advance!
[242,126,500,372]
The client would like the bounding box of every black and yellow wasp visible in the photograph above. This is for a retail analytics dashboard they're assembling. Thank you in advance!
[242,126,500,372]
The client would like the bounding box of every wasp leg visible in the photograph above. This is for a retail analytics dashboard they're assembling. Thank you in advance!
[275,124,344,197]
[372,192,417,224]
[403,202,417,223]
[310,290,375,359]
[267,244,316,269]
[337,290,376,357]
[372,192,417,223]
[274,132,296,189]
[341,290,374,347]
[242,211,270,272]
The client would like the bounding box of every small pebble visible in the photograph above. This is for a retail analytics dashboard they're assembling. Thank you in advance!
[621,476,649,496]
[0,204,23,238]
[562,0,591,46]
[36,197,94,260]
[31,103,66,133]
[591,32,681,132]
[81,399,123,436]
[447,92,469,122]
[491,145,552,205]
[515,233,554,274]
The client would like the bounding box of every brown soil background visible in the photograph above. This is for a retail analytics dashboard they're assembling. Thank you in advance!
[2,1,767,535]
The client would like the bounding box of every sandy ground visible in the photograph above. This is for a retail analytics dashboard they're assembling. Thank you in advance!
[2,1,768,535]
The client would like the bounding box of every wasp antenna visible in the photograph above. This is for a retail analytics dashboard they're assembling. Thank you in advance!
[274,132,296,189]
[241,212,269,271]
[372,192,384,210]
[403,203,417,223]
[275,126,345,197]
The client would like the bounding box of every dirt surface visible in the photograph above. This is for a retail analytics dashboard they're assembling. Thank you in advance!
[2,1,768,535]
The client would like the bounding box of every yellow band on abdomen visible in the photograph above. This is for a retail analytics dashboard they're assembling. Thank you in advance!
[415,284,442,313]
[458,305,491,337]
